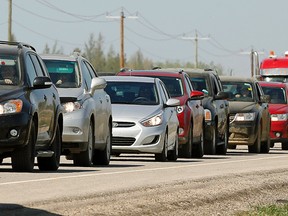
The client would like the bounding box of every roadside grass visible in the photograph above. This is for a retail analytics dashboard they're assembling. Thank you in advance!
[237,203,288,215]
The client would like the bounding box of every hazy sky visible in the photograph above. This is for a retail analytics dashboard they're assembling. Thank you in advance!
[1,0,287,77]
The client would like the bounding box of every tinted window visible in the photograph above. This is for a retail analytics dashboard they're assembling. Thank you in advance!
[262,86,287,104]
[0,54,20,85]
[43,59,79,88]
[30,54,45,76]
[222,82,254,102]
[190,77,209,95]
[25,54,37,85]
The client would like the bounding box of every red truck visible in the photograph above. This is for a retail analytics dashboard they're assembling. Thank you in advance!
[254,51,288,82]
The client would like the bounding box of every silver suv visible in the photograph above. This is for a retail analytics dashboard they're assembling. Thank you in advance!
[41,53,112,166]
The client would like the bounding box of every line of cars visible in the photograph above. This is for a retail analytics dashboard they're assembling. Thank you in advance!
[1,40,287,172]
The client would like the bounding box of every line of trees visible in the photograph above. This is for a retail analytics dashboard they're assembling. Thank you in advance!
[42,33,225,75]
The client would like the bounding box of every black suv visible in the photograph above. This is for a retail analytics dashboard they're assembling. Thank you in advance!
[220,76,270,153]
[0,41,63,172]
[187,69,229,155]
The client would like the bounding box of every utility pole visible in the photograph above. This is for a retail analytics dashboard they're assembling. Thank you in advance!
[106,9,138,69]
[182,30,210,68]
[8,0,12,41]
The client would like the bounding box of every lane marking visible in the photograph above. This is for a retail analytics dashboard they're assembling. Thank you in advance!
[0,155,287,186]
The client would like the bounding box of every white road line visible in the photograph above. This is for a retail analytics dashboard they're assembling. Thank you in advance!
[0,155,286,186]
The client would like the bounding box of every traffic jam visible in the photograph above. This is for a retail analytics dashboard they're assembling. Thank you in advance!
[0,41,288,172]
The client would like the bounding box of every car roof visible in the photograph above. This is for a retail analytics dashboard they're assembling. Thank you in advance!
[219,75,256,83]
[118,69,187,78]
[258,81,288,88]
[0,41,36,55]
[40,54,78,61]
[185,69,217,77]
[103,75,157,83]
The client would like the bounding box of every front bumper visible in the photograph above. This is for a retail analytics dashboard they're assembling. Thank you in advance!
[228,121,257,145]
[112,122,166,154]
[270,120,288,142]
[0,112,31,151]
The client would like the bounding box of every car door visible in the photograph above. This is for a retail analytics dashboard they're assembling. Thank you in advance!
[184,74,203,138]
[26,53,55,143]
[82,60,106,143]
[255,82,270,139]
[211,74,228,135]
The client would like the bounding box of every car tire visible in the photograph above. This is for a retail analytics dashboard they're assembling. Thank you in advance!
[216,125,228,155]
[204,125,217,155]
[12,122,36,172]
[155,132,168,162]
[192,126,204,158]
[38,123,61,171]
[93,123,112,165]
[179,124,193,158]
[248,125,261,153]
[282,142,288,150]
[260,135,270,154]
[167,132,178,161]
[74,123,94,167]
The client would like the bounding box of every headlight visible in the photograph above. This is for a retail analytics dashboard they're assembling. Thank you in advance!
[0,99,23,115]
[234,113,255,121]
[176,105,184,114]
[141,112,163,127]
[271,114,288,121]
[62,102,81,113]
[204,109,212,121]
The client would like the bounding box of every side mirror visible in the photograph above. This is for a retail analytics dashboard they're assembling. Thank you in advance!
[215,91,229,100]
[90,77,107,94]
[165,98,180,107]
[190,90,204,100]
[260,95,270,103]
[33,76,52,89]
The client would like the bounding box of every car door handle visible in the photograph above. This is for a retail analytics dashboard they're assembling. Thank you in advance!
[53,93,56,99]
[99,98,103,103]
[44,95,47,101]
[220,104,224,109]
[196,104,199,108]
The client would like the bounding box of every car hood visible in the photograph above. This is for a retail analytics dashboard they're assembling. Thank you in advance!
[57,88,84,98]
[0,86,24,101]
[268,104,288,114]
[112,104,162,121]
[228,101,257,113]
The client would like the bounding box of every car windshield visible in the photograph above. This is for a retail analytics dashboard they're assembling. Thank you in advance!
[105,81,159,105]
[190,77,209,95]
[222,82,254,102]
[153,76,183,97]
[43,60,80,88]
[261,86,287,104]
[0,55,20,86]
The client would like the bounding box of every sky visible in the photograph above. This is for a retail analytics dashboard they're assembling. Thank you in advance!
[0,0,288,77]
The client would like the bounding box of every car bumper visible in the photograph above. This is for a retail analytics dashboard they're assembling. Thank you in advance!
[61,110,90,149]
[0,112,31,151]
[270,121,288,142]
[112,123,166,154]
[228,121,257,145]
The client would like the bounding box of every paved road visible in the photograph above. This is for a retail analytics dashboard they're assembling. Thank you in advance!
[0,143,287,215]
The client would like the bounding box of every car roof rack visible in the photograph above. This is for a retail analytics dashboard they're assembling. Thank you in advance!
[0,40,36,52]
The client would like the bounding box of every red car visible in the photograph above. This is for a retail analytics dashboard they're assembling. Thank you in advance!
[117,69,205,158]
[259,81,288,150]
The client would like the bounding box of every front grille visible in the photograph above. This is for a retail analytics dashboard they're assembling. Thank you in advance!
[113,122,135,128]
[112,137,135,146]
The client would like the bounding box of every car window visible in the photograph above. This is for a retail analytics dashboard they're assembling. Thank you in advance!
[80,60,92,90]
[105,81,159,105]
[84,61,98,78]
[44,59,79,88]
[30,54,46,77]
[25,54,38,85]
[184,75,193,92]
[211,74,221,94]
[222,81,254,102]
[190,77,209,95]
[160,81,170,102]
[0,54,20,85]
[262,86,287,104]
[156,76,183,97]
